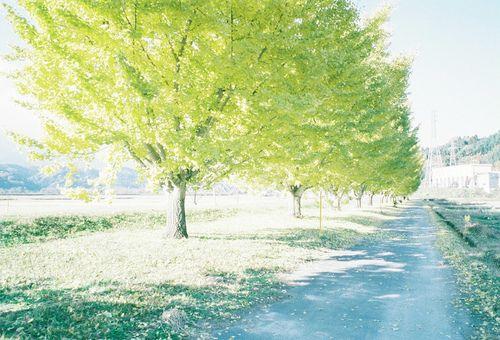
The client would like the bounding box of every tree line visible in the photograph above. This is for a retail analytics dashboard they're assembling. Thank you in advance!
[425,131,500,167]
[4,0,422,238]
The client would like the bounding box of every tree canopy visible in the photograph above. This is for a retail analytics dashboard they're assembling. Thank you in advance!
[4,0,422,237]
[239,6,422,214]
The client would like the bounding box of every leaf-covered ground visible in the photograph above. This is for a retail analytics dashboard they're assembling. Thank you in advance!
[430,202,500,338]
[0,197,388,338]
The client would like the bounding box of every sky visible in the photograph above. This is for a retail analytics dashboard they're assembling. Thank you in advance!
[0,0,499,164]
[355,0,500,146]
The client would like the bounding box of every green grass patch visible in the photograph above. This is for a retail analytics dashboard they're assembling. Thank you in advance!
[431,211,500,339]
[274,228,381,249]
[0,271,284,338]
[427,199,499,263]
[0,208,239,247]
[1,204,388,338]
[0,227,380,338]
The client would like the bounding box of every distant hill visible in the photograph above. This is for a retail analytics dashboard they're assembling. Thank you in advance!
[0,164,245,195]
[0,164,40,191]
[0,164,144,194]
[424,130,500,168]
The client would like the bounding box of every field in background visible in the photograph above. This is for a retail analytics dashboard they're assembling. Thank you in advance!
[415,187,500,204]
[428,199,499,257]
[0,192,384,218]
[428,199,499,336]
[0,195,395,338]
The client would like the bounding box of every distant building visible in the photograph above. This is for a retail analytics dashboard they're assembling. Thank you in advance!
[430,164,500,193]
[476,172,500,193]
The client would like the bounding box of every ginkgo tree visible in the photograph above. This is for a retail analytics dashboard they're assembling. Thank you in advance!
[348,53,421,208]
[4,0,309,238]
[264,6,422,214]
[4,0,422,237]
[241,2,393,218]
[316,8,423,209]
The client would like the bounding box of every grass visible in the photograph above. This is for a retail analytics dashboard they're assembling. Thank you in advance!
[1,273,283,338]
[0,208,239,247]
[428,201,500,339]
[0,199,387,338]
[427,199,499,259]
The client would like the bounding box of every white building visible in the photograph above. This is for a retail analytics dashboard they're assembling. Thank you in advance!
[476,172,500,193]
[430,164,500,193]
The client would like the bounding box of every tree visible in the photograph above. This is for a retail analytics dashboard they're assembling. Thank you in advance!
[4,0,307,238]
[5,0,423,234]
[241,2,393,218]
[339,49,420,208]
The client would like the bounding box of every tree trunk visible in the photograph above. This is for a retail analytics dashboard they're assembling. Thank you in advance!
[292,191,303,218]
[289,185,306,218]
[166,182,188,238]
[354,185,365,208]
[369,193,374,206]
[336,193,343,211]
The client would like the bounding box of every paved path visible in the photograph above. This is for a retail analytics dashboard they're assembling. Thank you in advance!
[214,202,474,339]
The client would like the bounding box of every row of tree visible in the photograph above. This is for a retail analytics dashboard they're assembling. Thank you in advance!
[5,0,422,238]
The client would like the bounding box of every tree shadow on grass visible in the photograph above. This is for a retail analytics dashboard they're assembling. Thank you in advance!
[0,208,240,248]
[333,215,389,227]
[272,228,368,250]
[195,227,382,252]
[1,280,167,338]
[0,268,285,338]
[299,205,403,222]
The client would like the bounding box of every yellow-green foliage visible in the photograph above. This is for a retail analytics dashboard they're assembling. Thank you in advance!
[237,5,422,199]
[4,0,421,197]
[3,1,423,235]
[4,0,313,190]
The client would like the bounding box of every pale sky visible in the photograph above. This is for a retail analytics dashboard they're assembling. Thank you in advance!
[1,0,499,164]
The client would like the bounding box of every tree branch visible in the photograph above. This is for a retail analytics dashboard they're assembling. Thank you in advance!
[124,141,146,167]
[145,143,162,163]
[157,143,167,161]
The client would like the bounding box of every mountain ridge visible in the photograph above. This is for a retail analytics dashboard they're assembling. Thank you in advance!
[423,130,500,168]
[0,164,143,194]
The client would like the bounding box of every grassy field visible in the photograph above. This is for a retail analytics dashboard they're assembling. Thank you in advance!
[0,195,392,338]
[428,199,499,265]
[428,199,500,338]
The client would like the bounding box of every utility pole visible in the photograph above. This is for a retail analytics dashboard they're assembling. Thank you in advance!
[424,112,445,188]
[425,113,437,187]
[449,138,457,166]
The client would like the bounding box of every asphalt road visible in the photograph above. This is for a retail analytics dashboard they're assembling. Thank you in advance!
[213,202,475,339]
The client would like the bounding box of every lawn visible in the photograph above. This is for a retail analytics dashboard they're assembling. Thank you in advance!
[0,196,390,338]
